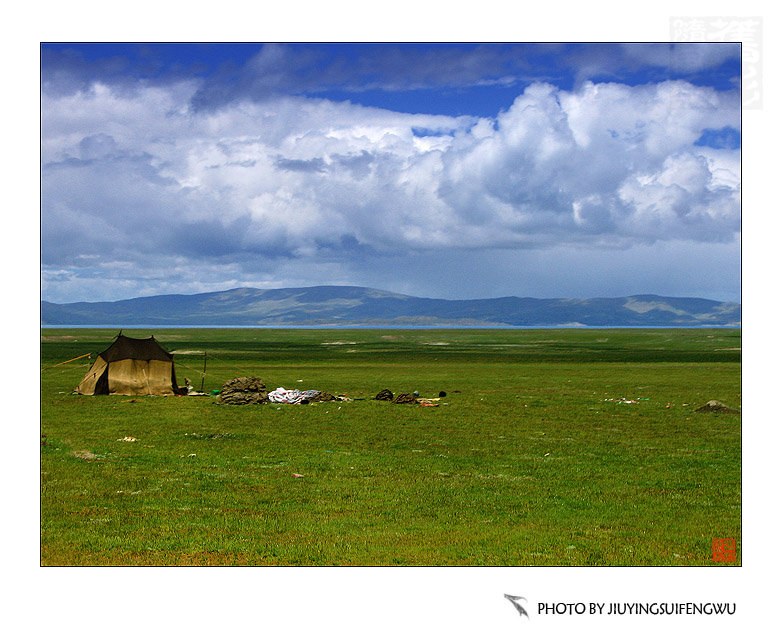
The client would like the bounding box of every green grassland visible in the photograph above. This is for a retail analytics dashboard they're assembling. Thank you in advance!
[40,328,741,566]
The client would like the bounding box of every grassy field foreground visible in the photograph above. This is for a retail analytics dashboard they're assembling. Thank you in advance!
[40,328,741,566]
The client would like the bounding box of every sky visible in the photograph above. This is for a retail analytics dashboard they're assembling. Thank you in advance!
[40,42,741,304]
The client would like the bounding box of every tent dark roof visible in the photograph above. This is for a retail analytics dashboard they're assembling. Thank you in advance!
[99,335,173,363]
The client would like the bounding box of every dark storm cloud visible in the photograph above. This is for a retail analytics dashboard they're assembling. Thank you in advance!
[186,44,535,110]
[40,44,217,96]
[183,43,740,112]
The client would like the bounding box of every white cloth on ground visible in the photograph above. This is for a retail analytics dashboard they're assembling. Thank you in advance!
[267,387,320,404]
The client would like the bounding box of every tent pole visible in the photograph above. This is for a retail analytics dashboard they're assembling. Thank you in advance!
[200,352,207,393]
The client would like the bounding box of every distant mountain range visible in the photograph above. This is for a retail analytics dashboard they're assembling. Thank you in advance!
[41,286,741,327]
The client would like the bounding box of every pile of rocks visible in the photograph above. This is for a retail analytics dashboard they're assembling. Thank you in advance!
[374,389,446,405]
[217,376,269,405]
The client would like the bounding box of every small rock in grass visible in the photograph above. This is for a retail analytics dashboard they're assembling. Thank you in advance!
[694,400,739,414]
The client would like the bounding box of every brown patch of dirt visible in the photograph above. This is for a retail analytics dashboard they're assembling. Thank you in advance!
[71,449,98,461]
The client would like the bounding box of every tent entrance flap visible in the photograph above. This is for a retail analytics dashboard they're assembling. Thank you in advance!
[95,364,110,395]
[73,356,108,395]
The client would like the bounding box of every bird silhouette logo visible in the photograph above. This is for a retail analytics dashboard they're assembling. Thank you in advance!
[504,594,530,619]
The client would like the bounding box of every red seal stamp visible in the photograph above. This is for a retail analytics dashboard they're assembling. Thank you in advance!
[713,539,736,561]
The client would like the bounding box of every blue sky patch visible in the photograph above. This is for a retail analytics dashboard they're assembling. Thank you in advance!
[695,126,741,149]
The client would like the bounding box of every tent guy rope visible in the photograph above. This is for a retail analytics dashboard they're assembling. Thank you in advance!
[40,352,92,372]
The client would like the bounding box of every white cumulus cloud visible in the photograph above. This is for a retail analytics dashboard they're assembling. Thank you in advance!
[41,76,740,302]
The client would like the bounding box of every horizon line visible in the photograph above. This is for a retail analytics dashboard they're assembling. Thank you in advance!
[41,285,741,306]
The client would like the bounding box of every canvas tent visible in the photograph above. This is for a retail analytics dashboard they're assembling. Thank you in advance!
[74,333,181,396]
